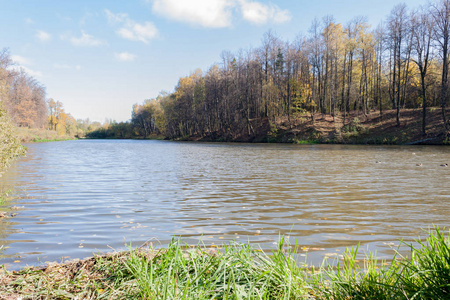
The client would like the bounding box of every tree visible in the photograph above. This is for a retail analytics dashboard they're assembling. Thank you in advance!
[387,4,409,126]
[431,0,450,131]
[411,6,435,134]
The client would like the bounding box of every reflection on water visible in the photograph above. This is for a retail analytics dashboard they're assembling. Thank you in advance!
[0,140,449,269]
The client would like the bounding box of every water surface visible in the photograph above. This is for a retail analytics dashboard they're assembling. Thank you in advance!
[0,140,449,269]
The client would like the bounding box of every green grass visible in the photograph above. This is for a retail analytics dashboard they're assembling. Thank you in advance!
[31,137,76,143]
[293,139,319,145]
[0,227,448,299]
[313,226,450,300]
[0,188,11,205]
[124,237,309,299]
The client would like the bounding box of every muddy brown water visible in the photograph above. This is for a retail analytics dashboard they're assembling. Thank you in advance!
[0,140,449,270]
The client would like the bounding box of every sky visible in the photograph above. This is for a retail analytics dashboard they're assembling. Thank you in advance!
[1,0,427,123]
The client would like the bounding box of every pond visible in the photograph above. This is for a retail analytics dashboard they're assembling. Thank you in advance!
[0,140,449,269]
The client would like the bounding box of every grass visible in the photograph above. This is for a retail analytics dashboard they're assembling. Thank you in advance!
[30,137,76,143]
[0,188,11,205]
[293,139,320,145]
[0,227,448,299]
[14,127,77,143]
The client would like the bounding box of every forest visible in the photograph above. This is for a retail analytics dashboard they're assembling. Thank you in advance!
[2,0,450,145]
[0,48,108,143]
[92,0,450,143]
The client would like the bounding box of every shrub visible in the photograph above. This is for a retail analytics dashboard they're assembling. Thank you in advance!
[0,102,26,174]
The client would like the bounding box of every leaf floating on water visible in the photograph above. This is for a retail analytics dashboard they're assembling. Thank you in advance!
[14,260,20,263]
[115,215,121,219]
[219,237,224,239]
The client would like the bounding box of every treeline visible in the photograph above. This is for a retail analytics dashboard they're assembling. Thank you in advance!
[0,49,47,129]
[0,48,101,141]
[94,0,450,142]
[0,102,25,173]
[0,50,25,171]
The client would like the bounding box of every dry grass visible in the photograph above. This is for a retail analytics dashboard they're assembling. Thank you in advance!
[14,127,76,143]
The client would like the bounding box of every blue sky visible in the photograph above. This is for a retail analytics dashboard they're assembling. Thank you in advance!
[1,0,426,122]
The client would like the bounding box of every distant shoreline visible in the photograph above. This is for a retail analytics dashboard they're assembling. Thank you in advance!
[86,108,450,145]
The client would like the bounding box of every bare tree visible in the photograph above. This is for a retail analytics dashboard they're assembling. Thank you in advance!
[431,0,450,131]
[387,3,409,127]
[411,6,435,134]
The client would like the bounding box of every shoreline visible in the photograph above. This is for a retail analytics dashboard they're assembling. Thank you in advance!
[85,108,450,145]
[1,229,448,299]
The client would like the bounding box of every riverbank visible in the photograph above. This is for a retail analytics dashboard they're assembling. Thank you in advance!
[193,108,450,145]
[1,229,448,299]
[14,127,77,143]
[0,104,25,176]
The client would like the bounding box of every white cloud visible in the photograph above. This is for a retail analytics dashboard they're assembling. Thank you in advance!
[115,52,137,62]
[149,0,290,27]
[36,30,51,42]
[25,18,34,24]
[54,64,83,70]
[239,0,291,24]
[10,55,43,78]
[151,0,234,28]
[117,22,158,43]
[105,10,158,44]
[65,31,105,47]
[11,55,30,66]
[12,66,43,78]
[22,66,43,78]
[105,9,127,24]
